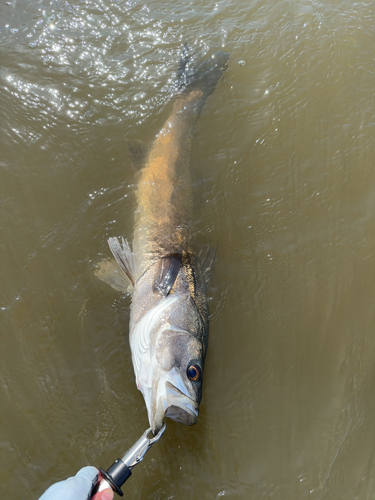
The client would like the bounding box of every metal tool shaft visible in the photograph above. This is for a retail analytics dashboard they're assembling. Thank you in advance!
[90,424,166,498]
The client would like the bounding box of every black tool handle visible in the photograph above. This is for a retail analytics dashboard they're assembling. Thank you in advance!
[91,459,132,497]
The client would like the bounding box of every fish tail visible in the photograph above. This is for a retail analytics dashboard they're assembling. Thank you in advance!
[177,47,230,103]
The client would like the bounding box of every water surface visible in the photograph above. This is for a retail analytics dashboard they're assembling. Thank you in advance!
[1,0,375,498]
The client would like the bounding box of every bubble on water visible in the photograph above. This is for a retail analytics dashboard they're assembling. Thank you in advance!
[238,60,245,67]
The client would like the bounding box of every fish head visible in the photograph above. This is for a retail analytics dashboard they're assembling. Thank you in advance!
[131,294,207,434]
[152,326,204,432]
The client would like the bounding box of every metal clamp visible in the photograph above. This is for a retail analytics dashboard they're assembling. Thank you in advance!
[91,424,166,497]
[122,424,166,469]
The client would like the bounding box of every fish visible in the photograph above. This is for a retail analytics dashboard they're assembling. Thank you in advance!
[105,49,229,433]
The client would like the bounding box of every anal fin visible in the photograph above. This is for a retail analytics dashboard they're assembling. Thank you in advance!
[108,237,137,286]
[153,254,182,296]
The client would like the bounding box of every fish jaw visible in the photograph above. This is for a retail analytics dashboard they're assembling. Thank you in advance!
[149,367,199,433]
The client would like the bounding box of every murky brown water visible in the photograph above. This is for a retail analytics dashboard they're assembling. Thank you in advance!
[1,0,375,498]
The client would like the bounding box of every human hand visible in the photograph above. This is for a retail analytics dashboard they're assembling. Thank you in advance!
[38,466,114,500]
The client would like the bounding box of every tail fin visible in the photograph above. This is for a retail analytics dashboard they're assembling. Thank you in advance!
[177,47,229,100]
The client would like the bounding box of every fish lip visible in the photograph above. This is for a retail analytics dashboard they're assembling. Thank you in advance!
[150,374,199,433]
[165,381,198,419]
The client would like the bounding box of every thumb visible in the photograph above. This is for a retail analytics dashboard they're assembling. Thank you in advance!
[91,488,114,500]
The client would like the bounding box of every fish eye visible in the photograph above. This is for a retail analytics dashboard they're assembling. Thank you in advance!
[187,364,201,382]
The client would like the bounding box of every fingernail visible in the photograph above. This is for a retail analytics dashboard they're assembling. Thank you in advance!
[101,489,113,500]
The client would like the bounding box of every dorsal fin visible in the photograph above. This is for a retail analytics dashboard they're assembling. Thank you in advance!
[108,237,137,286]
[153,254,182,296]
[128,140,149,170]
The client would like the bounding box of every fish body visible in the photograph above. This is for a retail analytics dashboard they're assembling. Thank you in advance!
[108,50,229,433]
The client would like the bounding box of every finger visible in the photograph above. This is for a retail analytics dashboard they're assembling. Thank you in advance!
[91,488,114,500]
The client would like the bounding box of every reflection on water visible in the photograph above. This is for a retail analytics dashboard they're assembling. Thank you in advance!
[1,0,375,498]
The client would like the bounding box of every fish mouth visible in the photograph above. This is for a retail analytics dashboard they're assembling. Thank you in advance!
[149,369,198,434]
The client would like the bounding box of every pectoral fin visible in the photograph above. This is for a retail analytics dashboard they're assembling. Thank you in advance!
[108,237,137,286]
[199,245,217,286]
[153,254,182,296]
